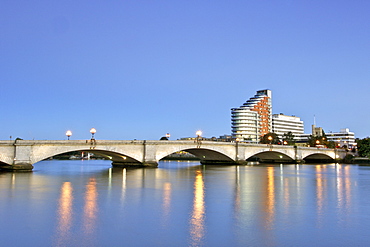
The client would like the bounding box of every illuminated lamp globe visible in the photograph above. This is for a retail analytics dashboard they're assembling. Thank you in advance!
[66,130,72,140]
[90,128,97,139]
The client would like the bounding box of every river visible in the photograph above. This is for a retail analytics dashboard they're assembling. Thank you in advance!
[1,160,370,246]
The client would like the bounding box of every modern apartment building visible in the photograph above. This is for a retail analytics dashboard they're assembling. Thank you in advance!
[272,113,304,139]
[231,89,272,142]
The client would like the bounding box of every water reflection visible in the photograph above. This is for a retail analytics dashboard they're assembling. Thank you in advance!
[2,161,368,246]
[83,178,98,235]
[283,176,290,213]
[189,170,205,246]
[55,182,73,246]
[336,165,353,224]
[121,168,127,207]
[264,167,275,230]
[315,165,327,227]
[161,182,172,227]
[11,173,15,189]
[234,166,241,212]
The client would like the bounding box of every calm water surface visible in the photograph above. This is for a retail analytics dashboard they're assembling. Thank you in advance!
[1,160,370,247]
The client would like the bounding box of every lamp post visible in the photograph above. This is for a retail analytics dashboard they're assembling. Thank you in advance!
[90,128,96,140]
[196,130,202,148]
[89,128,97,149]
[66,130,72,140]
[268,135,273,144]
[268,135,273,150]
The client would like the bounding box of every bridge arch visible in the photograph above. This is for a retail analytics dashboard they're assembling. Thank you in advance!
[156,147,235,164]
[303,153,334,162]
[0,156,12,166]
[0,160,11,166]
[31,148,141,165]
[245,151,295,163]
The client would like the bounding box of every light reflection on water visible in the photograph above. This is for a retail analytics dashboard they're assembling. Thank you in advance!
[264,167,275,231]
[1,160,370,246]
[161,182,171,227]
[83,178,98,236]
[189,170,205,246]
[55,182,73,247]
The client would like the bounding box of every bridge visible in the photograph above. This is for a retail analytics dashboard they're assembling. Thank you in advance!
[0,140,347,171]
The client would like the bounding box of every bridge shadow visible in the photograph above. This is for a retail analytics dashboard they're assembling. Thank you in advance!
[43,149,141,165]
[247,151,295,164]
[303,153,335,163]
[160,148,234,165]
[247,151,335,164]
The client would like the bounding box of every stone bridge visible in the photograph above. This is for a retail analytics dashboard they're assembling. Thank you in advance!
[0,140,347,171]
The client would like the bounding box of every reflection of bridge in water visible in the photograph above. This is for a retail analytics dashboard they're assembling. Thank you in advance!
[0,140,346,171]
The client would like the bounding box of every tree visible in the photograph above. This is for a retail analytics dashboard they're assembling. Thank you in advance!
[282,132,295,145]
[307,134,334,148]
[260,132,280,144]
[326,141,336,148]
[357,138,370,157]
[307,135,321,147]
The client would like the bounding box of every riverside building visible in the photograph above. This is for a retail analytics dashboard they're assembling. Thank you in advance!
[272,113,304,140]
[231,89,272,142]
[326,128,356,148]
[297,126,356,148]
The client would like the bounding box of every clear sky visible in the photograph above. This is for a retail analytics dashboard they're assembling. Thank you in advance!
[1,1,369,141]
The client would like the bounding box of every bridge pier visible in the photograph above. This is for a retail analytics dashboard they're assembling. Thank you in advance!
[0,162,34,171]
[143,161,159,167]
[200,160,236,165]
[235,160,249,165]
[112,161,158,168]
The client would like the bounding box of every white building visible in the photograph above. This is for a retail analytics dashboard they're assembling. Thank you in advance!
[231,90,272,142]
[297,127,356,148]
[272,114,304,140]
[231,109,259,142]
[326,128,356,148]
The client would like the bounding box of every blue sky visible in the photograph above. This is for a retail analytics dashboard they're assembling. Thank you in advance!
[1,1,369,140]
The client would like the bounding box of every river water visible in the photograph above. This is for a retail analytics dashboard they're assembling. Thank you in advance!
[1,160,370,247]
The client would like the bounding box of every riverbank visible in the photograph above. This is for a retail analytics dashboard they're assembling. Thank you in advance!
[352,157,370,164]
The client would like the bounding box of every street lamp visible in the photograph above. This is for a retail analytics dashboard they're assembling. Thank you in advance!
[196,130,202,148]
[268,135,273,144]
[90,128,96,140]
[66,130,72,140]
[316,140,320,147]
[267,135,273,150]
